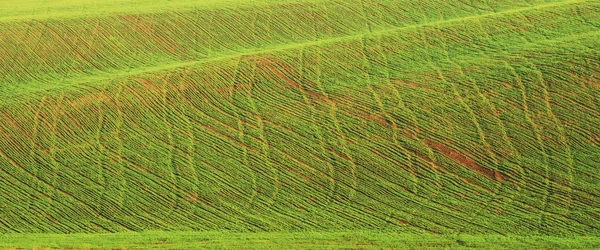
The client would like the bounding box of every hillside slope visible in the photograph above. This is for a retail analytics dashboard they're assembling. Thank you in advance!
[0,0,599,237]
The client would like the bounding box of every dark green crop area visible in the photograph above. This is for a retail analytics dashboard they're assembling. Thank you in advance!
[0,0,599,248]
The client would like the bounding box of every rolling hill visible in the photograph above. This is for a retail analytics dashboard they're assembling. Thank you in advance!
[1,0,599,248]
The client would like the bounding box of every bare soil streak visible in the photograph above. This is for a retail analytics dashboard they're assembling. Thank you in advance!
[425,139,504,182]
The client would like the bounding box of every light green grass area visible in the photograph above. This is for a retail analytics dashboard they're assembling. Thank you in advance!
[2,231,600,249]
[0,0,262,21]
[0,0,599,248]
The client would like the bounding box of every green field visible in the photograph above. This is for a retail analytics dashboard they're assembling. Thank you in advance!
[3,231,600,249]
[0,0,599,248]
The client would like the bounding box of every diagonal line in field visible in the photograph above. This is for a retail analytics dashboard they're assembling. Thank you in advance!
[1,0,587,100]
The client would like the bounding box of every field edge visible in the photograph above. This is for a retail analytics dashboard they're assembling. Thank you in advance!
[2,231,600,249]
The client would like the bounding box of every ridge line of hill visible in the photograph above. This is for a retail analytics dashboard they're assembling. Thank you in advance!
[1,0,587,102]
[0,0,323,23]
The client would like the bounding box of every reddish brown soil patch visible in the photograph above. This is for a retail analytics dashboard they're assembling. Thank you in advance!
[397,218,410,225]
[546,177,572,189]
[184,193,214,208]
[184,193,200,202]
[589,135,599,146]
[93,222,110,231]
[402,128,418,139]
[137,78,162,93]
[403,146,496,193]
[425,139,503,182]
[366,113,393,127]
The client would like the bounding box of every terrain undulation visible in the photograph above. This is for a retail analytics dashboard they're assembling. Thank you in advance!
[0,0,599,248]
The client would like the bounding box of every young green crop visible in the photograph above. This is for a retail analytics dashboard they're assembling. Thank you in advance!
[2,231,600,249]
[0,0,598,248]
